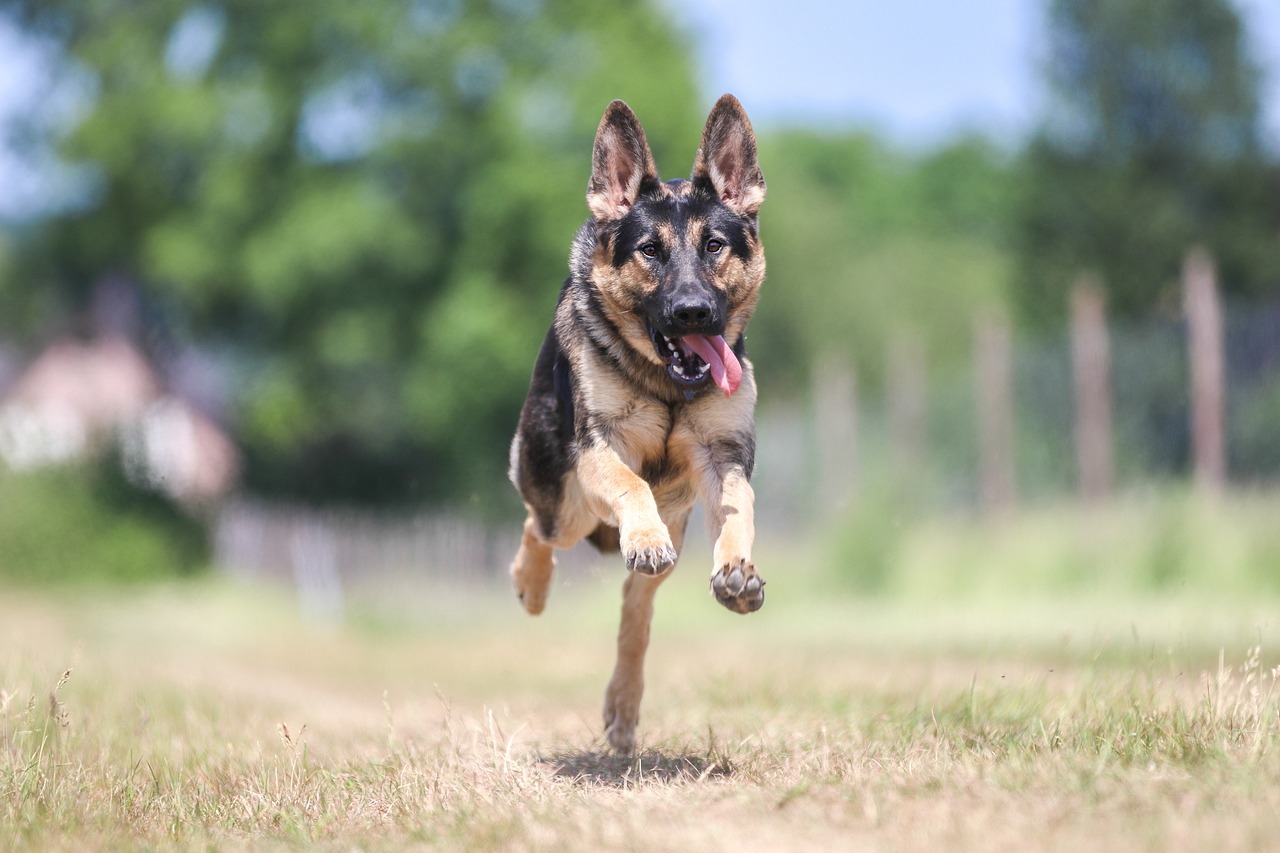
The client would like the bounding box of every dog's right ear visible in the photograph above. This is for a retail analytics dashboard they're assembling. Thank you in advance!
[587,100,659,222]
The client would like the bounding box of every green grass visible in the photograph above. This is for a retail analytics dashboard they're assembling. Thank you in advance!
[3,554,1280,852]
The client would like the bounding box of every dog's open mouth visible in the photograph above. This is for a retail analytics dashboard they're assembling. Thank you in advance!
[649,327,743,396]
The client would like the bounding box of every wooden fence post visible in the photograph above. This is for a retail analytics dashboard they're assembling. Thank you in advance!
[887,333,926,500]
[974,313,1017,516]
[1070,276,1113,503]
[812,354,858,513]
[1183,247,1227,493]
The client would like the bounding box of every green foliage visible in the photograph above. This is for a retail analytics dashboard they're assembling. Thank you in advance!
[753,130,1016,392]
[1232,370,1280,479]
[7,0,1276,511]
[823,494,918,594]
[822,490,1280,599]
[0,0,701,506]
[0,460,208,583]
[1015,0,1280,323]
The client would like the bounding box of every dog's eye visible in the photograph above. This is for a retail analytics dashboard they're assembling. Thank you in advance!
[639,243,658,258]
[705,238,723,254]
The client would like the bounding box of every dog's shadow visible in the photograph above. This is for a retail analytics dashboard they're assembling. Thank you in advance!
[539,746,734,788]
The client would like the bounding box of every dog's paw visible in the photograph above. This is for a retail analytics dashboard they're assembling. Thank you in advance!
[511,550,554,616]
[710,559,764,614]
[621,525,677,576]
[514,580,548,616]
[603,680,640,754]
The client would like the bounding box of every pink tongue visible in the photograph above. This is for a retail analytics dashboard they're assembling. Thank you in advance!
[681,334,743,396]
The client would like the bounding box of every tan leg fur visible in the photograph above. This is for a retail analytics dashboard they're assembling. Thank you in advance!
[575,443,677,575]
[705,465,763,613]
[603,513,688,753]
[510,513,556,616]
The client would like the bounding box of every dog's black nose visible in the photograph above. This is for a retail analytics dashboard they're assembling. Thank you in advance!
[670,294,716,330]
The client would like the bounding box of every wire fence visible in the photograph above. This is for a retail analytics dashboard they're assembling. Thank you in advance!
[771,255,1280,521]
[209,250,1280,615]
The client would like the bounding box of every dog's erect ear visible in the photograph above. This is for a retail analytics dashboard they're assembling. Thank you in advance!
[692,94,766,217]
[587,100,659,222]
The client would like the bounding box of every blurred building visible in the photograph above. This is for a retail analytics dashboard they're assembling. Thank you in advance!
[0,332,240,507]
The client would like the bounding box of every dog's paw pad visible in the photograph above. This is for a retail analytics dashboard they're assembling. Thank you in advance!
[710,560,764,614]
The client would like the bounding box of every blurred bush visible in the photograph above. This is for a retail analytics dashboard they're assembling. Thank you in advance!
[823,489,1280,598]
[0,456,208,583]
[824,493,919,594]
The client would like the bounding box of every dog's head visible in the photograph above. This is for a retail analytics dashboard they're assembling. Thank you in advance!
[584,95,766,397]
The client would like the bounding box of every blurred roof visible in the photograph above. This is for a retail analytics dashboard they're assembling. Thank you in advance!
[0,333,239,505]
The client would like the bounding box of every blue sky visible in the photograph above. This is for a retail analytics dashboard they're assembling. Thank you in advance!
[674,0,1280,146]
[2,1,1279,217]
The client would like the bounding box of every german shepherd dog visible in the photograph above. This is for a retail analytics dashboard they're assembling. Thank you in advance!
[508,95,767,753]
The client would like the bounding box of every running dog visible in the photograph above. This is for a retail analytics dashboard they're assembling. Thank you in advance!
[508,94,767,753]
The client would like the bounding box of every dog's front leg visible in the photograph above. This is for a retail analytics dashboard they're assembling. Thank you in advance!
[705,463,763,613]
[576,444,676,576]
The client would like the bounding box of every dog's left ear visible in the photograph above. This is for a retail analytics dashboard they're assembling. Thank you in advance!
[692,94,766,217]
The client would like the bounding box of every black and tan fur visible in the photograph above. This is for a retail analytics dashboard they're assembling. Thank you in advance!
[508,95,767,753]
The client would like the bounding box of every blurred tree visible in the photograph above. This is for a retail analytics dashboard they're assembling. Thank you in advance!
[0,0,700,507]
[753,130,1016,392]
[1016,0,1280,324]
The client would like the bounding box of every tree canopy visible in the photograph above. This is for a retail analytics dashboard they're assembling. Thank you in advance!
[755,130,1017,389]
[1015,0,1280,322]
[0,0,701,506]
[3,0,1278,509]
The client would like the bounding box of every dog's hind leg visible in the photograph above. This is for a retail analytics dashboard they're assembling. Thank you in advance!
[585,522,621,554]
[511,513,556,615]
[603,512,688,753]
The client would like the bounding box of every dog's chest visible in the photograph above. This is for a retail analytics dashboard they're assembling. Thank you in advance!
[604,398,705,508]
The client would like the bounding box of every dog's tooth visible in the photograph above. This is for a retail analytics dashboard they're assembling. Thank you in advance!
[667,342,677,352]
[673,365,685,376]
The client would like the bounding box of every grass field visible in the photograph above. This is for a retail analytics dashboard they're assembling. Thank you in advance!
[4,504,1280,851]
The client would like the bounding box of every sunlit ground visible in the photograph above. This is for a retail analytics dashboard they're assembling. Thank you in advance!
[4,493,1280,851]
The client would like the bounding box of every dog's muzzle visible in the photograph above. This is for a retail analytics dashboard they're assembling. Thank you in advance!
[648,326,742,397]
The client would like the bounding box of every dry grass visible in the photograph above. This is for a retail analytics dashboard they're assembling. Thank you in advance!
[3,573,1280,852]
